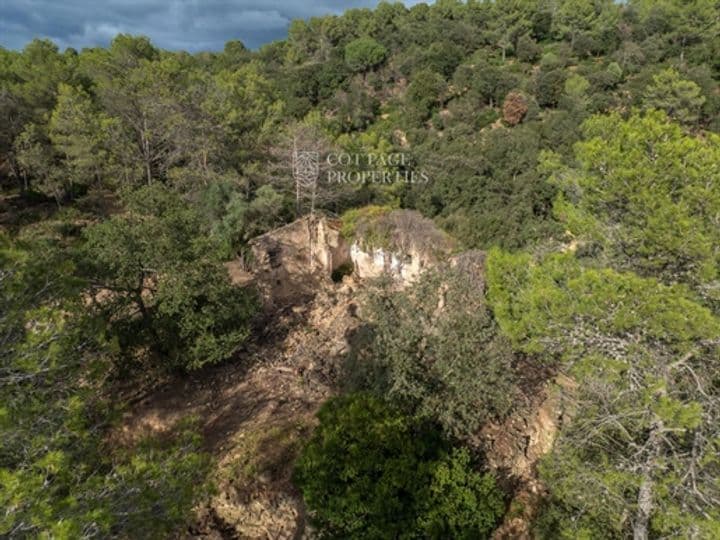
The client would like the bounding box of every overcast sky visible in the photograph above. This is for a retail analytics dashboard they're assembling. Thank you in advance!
[0,0,430,52]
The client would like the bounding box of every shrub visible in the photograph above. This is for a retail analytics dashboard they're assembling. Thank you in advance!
[340,204,393,240]
[351,261,517,439]
[536,69,567,108]
[516,34,542,63]
[406,69,447,122]
[81,184,258,371]
[294,394,505,539]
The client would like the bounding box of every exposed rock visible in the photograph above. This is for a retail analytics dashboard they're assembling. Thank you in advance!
[488,374,578,539]
[482,383,560,481]
[349,209,453,284]
[350,243,426,282]
[246,210,452,298]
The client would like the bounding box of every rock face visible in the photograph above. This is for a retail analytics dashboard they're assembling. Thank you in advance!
[482,387,560,481]
[348,209,454,284]
[247,211,452,300]
[487,374,577,540]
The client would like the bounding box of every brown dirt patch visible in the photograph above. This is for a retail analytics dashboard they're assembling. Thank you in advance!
[116,282,361,539]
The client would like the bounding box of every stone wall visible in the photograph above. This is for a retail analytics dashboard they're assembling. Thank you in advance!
[247,212,450,300]
[349,242,427,283]
[249,215,349,302]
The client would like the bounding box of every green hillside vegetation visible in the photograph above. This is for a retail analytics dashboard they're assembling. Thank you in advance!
[1,0,719,537]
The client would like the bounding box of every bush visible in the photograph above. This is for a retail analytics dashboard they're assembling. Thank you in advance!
[536,68,567,108]
[340,204,393,241]
[406,69,447,122]
[81,184,259,371]
[350,261,517,439]
[516,34,542,63]
[294,394,505,539]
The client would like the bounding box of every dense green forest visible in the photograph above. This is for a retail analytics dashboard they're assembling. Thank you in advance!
[2,0,720,537]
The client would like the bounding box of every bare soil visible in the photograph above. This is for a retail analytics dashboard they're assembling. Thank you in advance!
[117,282,362,539]
[116,270,563,540]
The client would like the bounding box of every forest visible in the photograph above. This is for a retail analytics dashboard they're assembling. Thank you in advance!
[1,0,719,538]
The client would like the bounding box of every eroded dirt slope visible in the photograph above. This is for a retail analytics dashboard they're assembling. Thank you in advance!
[119,269,566,539]
[119,281,362,539]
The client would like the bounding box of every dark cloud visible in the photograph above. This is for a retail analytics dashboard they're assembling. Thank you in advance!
[0,0,429,52]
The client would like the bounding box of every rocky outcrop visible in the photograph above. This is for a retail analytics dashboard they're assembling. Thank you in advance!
[246,211,452,300]
[347,209,453,284]
[487,374,577,539]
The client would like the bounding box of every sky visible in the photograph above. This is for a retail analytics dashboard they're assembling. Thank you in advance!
[0,0,429,53]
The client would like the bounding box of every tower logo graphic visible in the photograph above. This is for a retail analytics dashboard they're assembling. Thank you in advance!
[293,151,320,188]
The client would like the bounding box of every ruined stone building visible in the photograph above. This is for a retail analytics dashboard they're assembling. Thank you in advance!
[248,215,348,302]
[246,211,453,303]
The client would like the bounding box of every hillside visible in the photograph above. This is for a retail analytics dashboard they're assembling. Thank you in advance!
[2,1,720,538]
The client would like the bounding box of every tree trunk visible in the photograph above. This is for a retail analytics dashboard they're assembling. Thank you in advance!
[293,135,300,218]
[134,275,164,355]
[141,115,152,185]
[633,420,663,540]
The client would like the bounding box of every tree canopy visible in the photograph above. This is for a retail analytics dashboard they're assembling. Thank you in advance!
[1,0,720,536]
[294,394,505,539]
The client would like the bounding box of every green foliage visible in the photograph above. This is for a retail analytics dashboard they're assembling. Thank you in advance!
[409,123,561,250]
[210,184,287,253]
[421,448,506,540]
[564,74,590,98]
[294,394,504,539]
[350,261,517,439]
[340,204,393,241]
[0,235,211,538]
[545,111,720,299]
[344,37,388,73]
[81,184,258,370]
[329,82,380,133]
[536,68,567,108]
[206,61,284,153]
[5,39,73,121]
[643,67,706,125]
[406,69,446,122]
[49,83,117,188]
[516,34,542,63]
[13,122,61,201]
[487,250,720,355]
[1,421,211,539]
[421,41,464,79]
[486,249,720,538]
